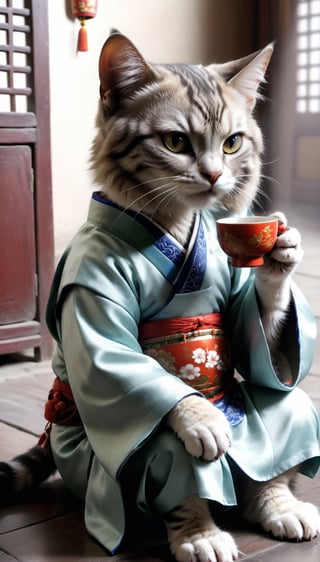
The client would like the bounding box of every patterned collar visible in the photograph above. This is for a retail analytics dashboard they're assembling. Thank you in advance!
[91,192,207,293]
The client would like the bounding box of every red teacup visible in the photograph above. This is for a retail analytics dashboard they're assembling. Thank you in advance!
[216,216,279,267]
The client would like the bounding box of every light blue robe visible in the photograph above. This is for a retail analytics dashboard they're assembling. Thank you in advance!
[46,193,320,553]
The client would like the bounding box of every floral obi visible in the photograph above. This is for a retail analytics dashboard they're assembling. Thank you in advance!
[139,313,234,403]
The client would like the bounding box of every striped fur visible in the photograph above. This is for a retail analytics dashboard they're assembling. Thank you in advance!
[87,35,320,560]
[92,33,272,245]
[0,445,55,499]
[5,33,315,562]
[0,26,272,532]
[164,494,238,562]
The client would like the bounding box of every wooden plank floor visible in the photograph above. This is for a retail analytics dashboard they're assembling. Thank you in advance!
[0,203,319,562]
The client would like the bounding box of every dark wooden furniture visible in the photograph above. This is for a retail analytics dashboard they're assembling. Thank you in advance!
[0,0,54,360]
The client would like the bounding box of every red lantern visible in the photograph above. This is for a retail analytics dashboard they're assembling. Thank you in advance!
[71,0,98,52]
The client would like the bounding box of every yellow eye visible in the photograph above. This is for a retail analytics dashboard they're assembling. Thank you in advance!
[223,133,243,154]
[162,132,190,153]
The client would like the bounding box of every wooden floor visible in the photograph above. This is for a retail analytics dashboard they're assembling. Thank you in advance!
[0,203,319,562]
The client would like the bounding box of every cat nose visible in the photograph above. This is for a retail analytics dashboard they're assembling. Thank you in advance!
[205,171,222,185]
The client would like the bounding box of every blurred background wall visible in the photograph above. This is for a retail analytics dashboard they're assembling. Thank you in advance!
[48,0,320,259]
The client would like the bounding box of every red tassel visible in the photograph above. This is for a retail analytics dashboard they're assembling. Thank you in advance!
[77,19,88,51]
[38,422,52,449]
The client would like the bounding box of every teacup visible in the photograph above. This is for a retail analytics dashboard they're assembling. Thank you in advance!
[216,216,279,267]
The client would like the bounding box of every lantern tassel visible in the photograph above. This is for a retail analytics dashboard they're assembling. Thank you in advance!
[77,19,88,52]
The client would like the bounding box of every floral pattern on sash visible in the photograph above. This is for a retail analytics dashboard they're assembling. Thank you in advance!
[142,330,245,427]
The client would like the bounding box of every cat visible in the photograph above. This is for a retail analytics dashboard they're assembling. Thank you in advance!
[1,32,319,562]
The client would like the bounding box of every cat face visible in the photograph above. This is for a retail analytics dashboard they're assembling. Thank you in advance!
[91,34,272,221]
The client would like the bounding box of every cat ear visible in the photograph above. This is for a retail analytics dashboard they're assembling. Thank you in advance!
[226,44,274,109]
[210,44,273,109]
[99,33,154,106]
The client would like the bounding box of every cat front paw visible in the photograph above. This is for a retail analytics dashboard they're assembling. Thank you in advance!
[256,212,303,282]
[262,500,320,541]
[166,395,231,461]
[171,529,238,562]
[165,495,238,562]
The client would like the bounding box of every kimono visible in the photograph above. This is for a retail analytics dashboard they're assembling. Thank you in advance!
[46,191,320,553]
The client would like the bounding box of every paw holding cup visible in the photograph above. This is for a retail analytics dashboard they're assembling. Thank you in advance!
[216,216,279,267]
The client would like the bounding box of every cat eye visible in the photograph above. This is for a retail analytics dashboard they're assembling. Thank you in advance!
[223,133,243,154]
[162,132,191,154]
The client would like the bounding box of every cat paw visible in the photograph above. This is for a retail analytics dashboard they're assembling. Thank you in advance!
[268,226,303,269]
[262,500,320,541]
[166,395,231,461]
[256,212,303,281]
[170,529,238,562]
[166,495,238,562]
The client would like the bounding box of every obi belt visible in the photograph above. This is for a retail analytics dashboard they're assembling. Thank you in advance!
[40,312,244,449]
[139,313,234,402]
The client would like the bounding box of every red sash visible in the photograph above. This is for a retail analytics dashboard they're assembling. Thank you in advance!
[139,313,234,402]
[39,313,234,447]
[38,377,81,447]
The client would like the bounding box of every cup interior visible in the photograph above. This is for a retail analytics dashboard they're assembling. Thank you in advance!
[217,216,278,225]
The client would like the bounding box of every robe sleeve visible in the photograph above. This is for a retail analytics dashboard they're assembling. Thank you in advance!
[227,267,316,391]
[57,284,199,480]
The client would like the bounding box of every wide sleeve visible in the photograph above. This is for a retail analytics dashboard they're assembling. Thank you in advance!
[226,268,316,391]
[58,284,198,480]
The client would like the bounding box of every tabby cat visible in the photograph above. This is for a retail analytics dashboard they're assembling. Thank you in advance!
[1,33,319,562]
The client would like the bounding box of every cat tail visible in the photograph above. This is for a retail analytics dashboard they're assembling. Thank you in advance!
[0,376,82,499]
[0,444,56,499]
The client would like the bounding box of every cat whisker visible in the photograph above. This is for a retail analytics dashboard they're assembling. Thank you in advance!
[254,192,272,212]
[148,185,181,222]
[121,177,180,210]
[107,177,180,227]
[238,172,278,211]
[235,177,273,211]
[128,180,178,207]
[236,171,279,188]
[259,174,280,187]
[121,181,180,219]
[262,156,280,167]
[137,184,180,219]
[123,175,180,193]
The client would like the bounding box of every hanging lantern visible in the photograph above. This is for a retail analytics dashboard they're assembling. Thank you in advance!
[71,0,98,52]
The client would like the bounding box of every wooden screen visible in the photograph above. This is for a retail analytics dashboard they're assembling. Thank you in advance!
[0,0,54,359]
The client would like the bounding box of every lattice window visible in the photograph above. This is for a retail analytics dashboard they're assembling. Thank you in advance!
[296,0,320,113]
[0,0,32,113]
